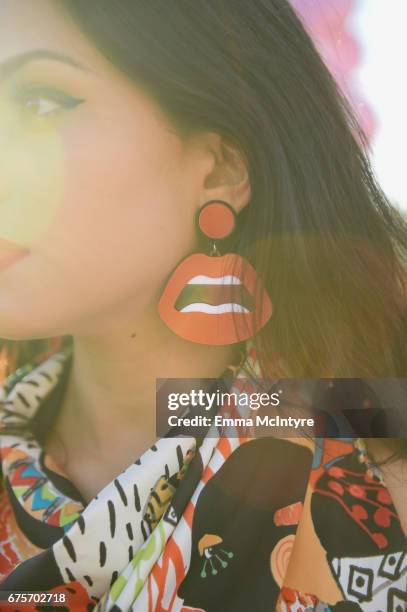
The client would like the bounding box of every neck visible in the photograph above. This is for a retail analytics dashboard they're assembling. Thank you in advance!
[56,313,238,453]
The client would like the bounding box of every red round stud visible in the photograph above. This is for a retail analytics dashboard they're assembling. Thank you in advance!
[198,201,236,240]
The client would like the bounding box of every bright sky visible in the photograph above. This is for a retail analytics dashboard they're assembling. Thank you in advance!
[352,0,407,212]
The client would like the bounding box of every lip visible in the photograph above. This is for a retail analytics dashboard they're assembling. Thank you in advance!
[0,237,30,272]
[158,253,272,345]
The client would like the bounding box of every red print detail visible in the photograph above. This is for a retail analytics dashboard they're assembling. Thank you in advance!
[0,549,15,575]
[352,504,368,521]
[348,484,365,498]
[314,451,401,551]
[372,532,388,549]
[328,466,345,478]
[11,463,38,488]
[376,489,392,505]
[0,491,21,577]
[273,501,303,526]
[279,587,318,608]
[327,480,344,495]
[374,506,392,527]
[280,587,297,604]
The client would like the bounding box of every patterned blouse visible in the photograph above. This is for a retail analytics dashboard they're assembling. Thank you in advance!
[0,343,406,611]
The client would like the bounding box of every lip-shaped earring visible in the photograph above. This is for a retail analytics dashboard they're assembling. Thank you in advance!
[158,200,272,345]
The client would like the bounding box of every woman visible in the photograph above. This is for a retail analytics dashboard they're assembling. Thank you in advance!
[0,0,406,610]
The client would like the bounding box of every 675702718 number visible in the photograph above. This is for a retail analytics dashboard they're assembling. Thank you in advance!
[1,591,68,604]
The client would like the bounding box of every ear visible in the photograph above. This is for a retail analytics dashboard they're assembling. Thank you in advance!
[198,133,251,214]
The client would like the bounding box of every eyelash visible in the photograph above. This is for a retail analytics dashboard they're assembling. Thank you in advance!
[14,85,85,117]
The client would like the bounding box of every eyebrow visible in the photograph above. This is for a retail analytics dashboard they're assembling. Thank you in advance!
[0,49,91,80]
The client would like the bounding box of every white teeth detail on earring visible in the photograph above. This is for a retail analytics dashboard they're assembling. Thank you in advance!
[187,275,242,285]
[179,303,250,314]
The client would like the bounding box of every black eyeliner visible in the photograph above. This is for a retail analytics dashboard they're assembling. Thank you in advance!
[14,84,85,110]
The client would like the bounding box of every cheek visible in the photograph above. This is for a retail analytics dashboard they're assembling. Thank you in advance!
[0,106,198,338]
[0,107,66,245]
[39,117,196,306]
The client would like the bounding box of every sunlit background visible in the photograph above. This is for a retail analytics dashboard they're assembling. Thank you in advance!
[291,0,407,213]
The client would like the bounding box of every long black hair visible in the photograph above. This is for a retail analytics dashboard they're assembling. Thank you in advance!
[3,0,407,456]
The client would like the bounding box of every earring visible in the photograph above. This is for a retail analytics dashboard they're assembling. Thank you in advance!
[158,200,272,345]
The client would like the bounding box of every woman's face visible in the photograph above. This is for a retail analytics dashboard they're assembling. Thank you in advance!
[0,0,223,339]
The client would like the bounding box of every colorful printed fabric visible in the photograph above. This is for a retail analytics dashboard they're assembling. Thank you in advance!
[0,343,406,611]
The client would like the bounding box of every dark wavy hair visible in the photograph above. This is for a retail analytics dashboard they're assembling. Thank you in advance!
[2,0,407,459]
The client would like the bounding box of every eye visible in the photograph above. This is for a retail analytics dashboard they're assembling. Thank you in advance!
[204,546,215,559]
[26,96,60,117]
[14,85,85,118]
